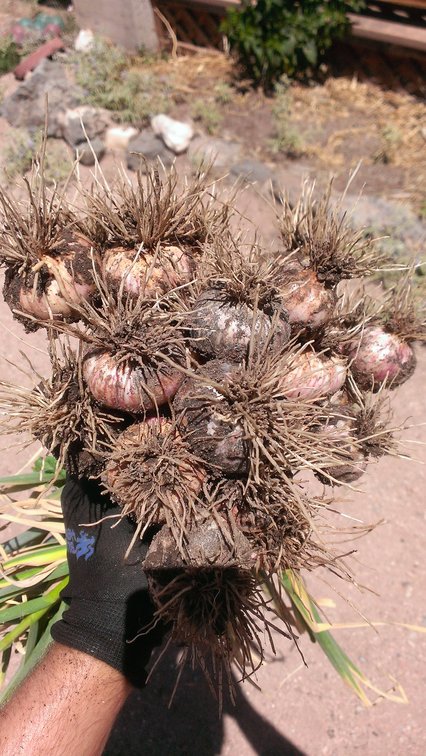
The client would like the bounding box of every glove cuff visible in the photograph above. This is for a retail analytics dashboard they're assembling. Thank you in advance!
[51,596,165,688]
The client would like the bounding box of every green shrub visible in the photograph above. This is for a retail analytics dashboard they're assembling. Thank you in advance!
[3,130,71,184]
[0,36,20,74]
[191,99,222,135]
[373,125,403,165]
[222,0,365,90]
[73,39,169,124]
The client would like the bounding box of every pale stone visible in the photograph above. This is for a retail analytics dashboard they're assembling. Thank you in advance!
[151,114,194,154]
[74,29,95,52]
[105,126,139,152]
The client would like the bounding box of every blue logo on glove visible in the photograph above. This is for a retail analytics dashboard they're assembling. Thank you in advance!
[66,528,96,561]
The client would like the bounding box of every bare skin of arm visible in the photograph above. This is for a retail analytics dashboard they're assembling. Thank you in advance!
[0,641,132,756]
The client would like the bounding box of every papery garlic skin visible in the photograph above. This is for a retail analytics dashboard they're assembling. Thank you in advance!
[83,351,184,413]
[279,268,336,330]
[279,351,347,401]
[18,256,94,320]
[344,326,416,390]
[190,288,291,361]
[102,244,192,298]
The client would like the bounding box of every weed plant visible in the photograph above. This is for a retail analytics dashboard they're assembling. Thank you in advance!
[191,99,222,135]
[3,131,71,184]
[73,39,170,125]
[222,0,365,90]
[269,78,305,157]
[0,36,20,74]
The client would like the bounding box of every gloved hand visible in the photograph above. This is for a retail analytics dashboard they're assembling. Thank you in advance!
[51,476,166,687]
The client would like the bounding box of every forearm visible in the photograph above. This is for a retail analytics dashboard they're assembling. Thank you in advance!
[0,641,132,756]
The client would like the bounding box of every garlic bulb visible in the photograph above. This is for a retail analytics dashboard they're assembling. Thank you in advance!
[101,244,193,298]
[83,350,184,413]
[344,326,416,390]
[278,351,347,401]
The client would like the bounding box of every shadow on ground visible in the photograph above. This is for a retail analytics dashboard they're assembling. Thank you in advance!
[104,645,304,756]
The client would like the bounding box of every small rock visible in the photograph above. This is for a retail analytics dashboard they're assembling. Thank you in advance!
[74,29,94,52]
[230,158,272,184]
[60,105,108,147]
[188,136,242,175]
[75,136,105,166]
[60,106,109,147]
[104,125,139,152]
[127,129,173,171]
[1,59,83,137]
[151,114,194,154]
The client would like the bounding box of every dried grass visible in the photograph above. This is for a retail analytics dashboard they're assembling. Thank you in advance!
[0,141,76,269]
[199,234,286,311]
[148,49,425,207]
[77,161,231,253]
[381,270,426,342]
[0,338,124,476]
[103,420,206,553]
[277,179,388,284]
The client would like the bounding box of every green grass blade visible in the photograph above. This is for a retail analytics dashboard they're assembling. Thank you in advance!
[0,601,66,705]
[281,570,407,705]
[0,645,12,686]
[0,578,68,653]
[2,544,67,570]
[0,469,66,490]
[0,576,69,623]
[2,528,46,555]
[0,607,51,654]
[23,620,40,661]
[0,620,40,688]
[0,566,50,596]
[0,562,68,600]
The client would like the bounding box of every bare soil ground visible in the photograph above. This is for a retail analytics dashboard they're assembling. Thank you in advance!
[0,6,425,754]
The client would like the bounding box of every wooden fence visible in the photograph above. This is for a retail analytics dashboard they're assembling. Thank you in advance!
[154,1,426,53]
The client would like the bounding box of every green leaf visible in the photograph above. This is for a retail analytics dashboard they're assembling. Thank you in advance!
[302,40,318,66]
[281,37,296,56]
[222,0,360,88]
[0,562,68,600]
[0,469,65,491]
[32,456,60,476]
[0,576,68,623]
[2,543,67,571]
[0,601,66,705]
[280,570,407,705]
[0,578,68,653]
[22,620,41,662]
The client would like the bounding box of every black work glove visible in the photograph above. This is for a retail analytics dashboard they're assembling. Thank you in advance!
[51,476,166,687]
